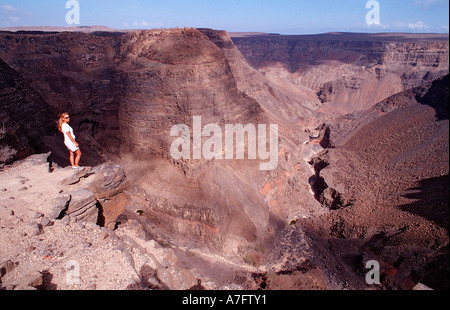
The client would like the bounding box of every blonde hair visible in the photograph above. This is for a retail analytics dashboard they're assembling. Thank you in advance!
[57,112,69,132]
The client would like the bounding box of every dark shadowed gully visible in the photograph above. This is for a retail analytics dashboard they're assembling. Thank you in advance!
[0,28,448,290]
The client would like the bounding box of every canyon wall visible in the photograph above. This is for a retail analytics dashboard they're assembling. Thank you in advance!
[0,58,50,162]
[0,30,124,165]
[232,32,449,115]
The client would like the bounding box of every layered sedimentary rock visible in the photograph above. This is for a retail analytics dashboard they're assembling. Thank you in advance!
[201,29,324,130]
[232,32,449,115]
[115,28,266,161]
[0,29,267,164]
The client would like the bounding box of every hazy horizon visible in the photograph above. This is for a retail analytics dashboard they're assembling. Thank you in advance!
[0,0,448,35]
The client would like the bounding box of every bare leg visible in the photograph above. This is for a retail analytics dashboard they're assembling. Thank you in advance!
[69,151,75,167]
[74,149,82,167]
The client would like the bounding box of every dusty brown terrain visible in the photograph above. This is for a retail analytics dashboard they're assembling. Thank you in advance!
[303,75,449,290]
[0,28,448,290]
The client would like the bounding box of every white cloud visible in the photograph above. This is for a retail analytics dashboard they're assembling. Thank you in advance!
[2,4,18,12]
[356,20,437,33]
[133,20,149,27]
[366,23,390,29]
[406,21,430,30]
[130,20,163,28]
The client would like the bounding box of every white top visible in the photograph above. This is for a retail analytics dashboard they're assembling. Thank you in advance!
[61,123,76,143]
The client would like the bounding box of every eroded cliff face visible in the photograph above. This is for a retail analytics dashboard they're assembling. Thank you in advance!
[0,30,125,165]
[0,58,52,163]
[112,29,321,258]
[232,32,449,115]
[115,29,266,160]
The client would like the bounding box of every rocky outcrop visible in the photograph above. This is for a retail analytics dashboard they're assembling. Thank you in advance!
[57,164,129,229]
[307,152,350,211]
[1,153,197,290]
[2,152,129,229]
[303,124,347,211]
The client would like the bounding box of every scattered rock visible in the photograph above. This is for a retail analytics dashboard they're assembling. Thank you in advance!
[0,260,16,279]
[33,212,44,219]
[61,215,71,226]
[1,270,43,290]
[25,222,43,237]
[40,217,51,227]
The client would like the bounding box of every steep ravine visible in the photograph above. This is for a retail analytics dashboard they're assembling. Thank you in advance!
[301,75,449,290]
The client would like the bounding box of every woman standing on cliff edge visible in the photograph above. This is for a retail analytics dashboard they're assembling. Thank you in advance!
[57,112,84,172]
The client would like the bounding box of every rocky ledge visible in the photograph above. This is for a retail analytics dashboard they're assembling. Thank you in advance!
[0,153,202,290]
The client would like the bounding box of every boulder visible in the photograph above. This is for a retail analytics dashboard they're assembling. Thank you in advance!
[66,188,98,223]
[1,270,43,290]
[54,164,129,227]
[85,163,129,228]
[0,260,16,279]
[87,163,128,199]
[24,222,43,237]
[48,193,71,219]
[58,166,93,186]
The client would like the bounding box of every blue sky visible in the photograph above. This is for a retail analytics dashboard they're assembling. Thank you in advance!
[0,0,448,34]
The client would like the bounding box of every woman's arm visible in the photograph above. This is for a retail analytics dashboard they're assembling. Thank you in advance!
[66,132,79,147]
